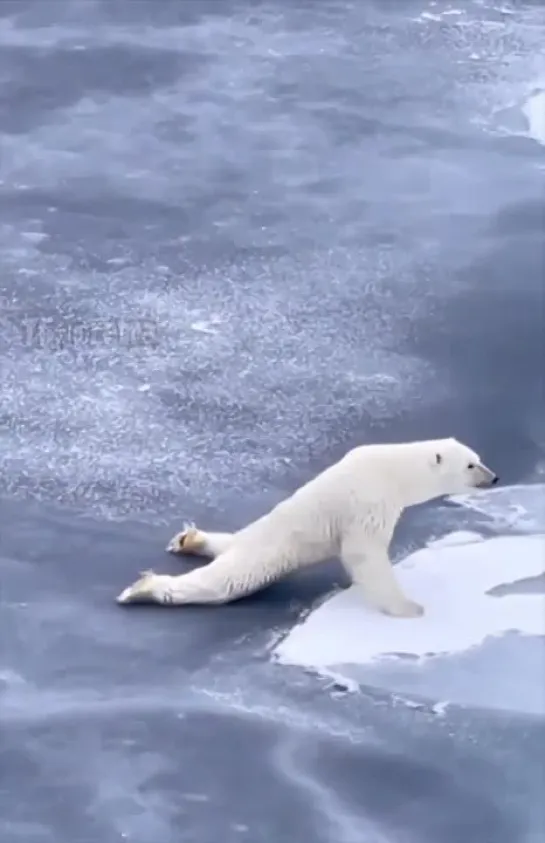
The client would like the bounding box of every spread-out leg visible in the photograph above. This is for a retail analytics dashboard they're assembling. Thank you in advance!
[117,566,238,606]
[117,548,274,607]
[341,536,424,618]
[165,524,236,559]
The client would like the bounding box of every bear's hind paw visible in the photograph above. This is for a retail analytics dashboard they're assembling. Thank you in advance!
[116,569,159,604]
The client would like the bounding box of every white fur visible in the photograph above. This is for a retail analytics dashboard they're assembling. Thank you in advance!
[117,437,498,617]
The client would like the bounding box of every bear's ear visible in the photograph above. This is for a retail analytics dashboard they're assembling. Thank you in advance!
[435,453,442,465]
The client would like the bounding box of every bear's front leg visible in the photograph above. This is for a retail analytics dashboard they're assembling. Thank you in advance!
[341,538,424,619]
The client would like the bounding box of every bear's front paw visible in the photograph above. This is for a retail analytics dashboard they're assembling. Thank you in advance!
[381,598,424,619]
[166,523,204,555]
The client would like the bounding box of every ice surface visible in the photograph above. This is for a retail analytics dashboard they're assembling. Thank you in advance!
[276,532,545,667]
[0,0,544,524]
[1,2,545,840]
[451,483,545,532]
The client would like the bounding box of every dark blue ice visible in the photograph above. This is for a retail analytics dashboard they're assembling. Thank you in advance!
[1,1,544,841]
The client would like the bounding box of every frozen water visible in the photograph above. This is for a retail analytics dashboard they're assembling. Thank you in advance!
[275,484,545,714]
[0,0,544,522]
[1,1,544,841]
[451,483,545,532]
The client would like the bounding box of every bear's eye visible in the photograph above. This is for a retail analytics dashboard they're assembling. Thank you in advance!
[467,463,475,469]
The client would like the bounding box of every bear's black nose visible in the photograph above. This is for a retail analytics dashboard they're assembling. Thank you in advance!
[491,475,499,485]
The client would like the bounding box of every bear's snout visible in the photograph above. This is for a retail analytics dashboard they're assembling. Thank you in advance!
[475,463,498,487]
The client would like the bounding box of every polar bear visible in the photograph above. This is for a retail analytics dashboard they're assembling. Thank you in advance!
[117,437,498,617]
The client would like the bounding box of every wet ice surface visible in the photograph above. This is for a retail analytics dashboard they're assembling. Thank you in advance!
[1,1,545,841]
[2,494,545,843]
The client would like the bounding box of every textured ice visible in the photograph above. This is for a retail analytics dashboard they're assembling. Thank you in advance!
[0,3,544,841]
[1,0,543,522]
[451,483,545,533]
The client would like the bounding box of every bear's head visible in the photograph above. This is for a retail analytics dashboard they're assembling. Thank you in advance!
[430,437,498,497]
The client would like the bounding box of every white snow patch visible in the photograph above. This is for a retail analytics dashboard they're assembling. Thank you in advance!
[522,89,545,145]
[190,319,224,335]
[431,700,450,717]
[427,530,484,548]
[275,533,545,668]
[419,12,442,22]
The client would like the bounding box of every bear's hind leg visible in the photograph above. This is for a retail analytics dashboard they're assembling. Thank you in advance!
[166,524,235,559]
[341,537,424,618]
[117,546,281,607]
[117,566,236,606]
